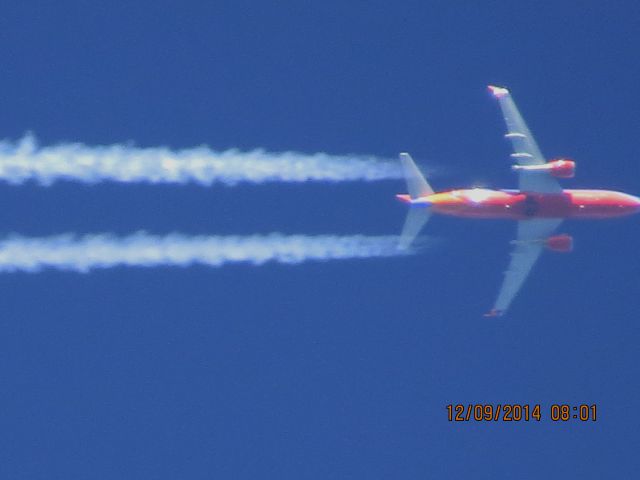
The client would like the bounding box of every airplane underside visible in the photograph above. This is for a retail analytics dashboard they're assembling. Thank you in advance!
[395,85,640,316]
[397,189,640,220]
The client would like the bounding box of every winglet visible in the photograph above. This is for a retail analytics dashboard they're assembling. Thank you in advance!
[483,309,504,318]
[488,85,509,98]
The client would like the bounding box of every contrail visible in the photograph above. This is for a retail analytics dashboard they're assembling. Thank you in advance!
[0,233,411,273]
[0,135,402,186]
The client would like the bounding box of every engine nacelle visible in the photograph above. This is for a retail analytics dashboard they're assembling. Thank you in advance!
[546,234,573,253]
[547,159,575,178]
[511,158,575,178]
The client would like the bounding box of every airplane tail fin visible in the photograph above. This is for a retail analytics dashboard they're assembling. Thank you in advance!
[399,152,434,199]
[397,153,433,250]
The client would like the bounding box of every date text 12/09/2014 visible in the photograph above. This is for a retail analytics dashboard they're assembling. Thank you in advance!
[446,404,597,422]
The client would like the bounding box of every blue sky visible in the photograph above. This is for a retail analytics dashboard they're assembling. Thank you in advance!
[0,2,639,478]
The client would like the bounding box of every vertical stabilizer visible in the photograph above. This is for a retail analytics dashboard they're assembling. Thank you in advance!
[399,153,433,199]
[397,153,433,249]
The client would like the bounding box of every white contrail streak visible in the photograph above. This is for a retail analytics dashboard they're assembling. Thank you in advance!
[0,233,410,272]
[0,135,402,185]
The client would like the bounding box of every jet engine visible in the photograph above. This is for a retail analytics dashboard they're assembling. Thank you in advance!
[547,159,575,178]
[512,159,575,178]
[545,234,573,253]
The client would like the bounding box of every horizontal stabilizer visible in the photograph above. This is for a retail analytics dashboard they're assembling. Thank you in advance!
[398,207,431,250]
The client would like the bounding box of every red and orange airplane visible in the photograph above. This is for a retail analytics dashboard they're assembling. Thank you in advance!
[397,85,640,317]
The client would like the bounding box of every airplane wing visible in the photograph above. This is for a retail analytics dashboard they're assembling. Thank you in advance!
[488,86,562,194]
[485,218,563,317]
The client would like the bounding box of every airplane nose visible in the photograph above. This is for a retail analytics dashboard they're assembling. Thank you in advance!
[627,195,640,213]
[616,193,640,209]
[629,195,640,208]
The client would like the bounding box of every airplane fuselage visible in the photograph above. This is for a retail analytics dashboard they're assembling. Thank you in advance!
[397,188,640,220]
[397,85,640,316]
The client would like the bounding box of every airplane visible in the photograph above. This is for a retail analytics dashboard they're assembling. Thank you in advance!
[396,85,640,317]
